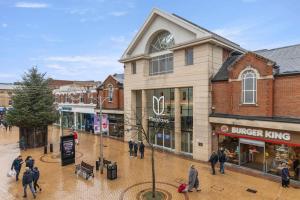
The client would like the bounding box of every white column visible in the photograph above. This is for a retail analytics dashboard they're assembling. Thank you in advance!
[74,112,77,130]
[142,89,148,143]
[174,88,181,153]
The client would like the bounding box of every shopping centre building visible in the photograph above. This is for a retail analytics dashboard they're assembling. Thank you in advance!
[120,7,300,180]
[120,8,245,160]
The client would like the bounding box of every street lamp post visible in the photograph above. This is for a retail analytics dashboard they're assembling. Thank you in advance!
[97,87,113,174]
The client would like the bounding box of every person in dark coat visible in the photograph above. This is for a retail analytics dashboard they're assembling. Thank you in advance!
[218,149,227,174]
[133,142,138,158]
[293,157,300,180]
[128,139,133,157]
[32,167,42,192]
[209,151,219,175]
[281,163,290,188]
[22,167,36,198]
[11,155,23,181]
[139,141,145,159]
[188,164,201,192]
[25,156,35,170]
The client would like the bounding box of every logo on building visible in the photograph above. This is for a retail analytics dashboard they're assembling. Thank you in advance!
[152,96,164,115]
[221,125,229,133]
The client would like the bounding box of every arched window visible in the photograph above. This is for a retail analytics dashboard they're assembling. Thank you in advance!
[242,70,257,104]
[149,31,174,53]
[108,84,113,102]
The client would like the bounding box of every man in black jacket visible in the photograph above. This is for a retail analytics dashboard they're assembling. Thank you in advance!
[33,167,42,192]
[11,155,23,181]
[209,151,218,175]
[139,141,145,159]
[22,167,36,198]
[219,149,227,174]
[133,142,138,158]
[128,139,133,157]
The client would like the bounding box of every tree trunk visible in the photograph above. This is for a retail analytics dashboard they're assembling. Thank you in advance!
[19,126,48,148]
[152,146,156,198]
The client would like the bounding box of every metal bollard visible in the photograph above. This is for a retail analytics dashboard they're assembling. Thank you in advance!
[50,143,53,152]
[96,161,100,171]
[44,145,47,154]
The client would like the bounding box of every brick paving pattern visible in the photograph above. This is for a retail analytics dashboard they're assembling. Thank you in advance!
[0,126,299,200]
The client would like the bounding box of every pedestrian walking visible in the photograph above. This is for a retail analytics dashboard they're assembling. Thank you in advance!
[188,164,201,192]
[281,163,290,188]
[32,167,42,192]
[128,139,133,157]
[72,128,79,145]
[293,157,300,180]
[139,141,145,159]
[25,156,35,170]
[11,155,23,181]
[133,142,138,158]
[22,167,36,199]
[3,121,8,131]
[219,149,227,174]
[209,151,218,175]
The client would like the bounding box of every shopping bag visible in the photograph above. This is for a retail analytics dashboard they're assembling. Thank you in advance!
[178,183,188,193]
[7,170,16,177]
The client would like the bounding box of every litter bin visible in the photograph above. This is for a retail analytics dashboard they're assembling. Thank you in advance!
[107,163,117,180]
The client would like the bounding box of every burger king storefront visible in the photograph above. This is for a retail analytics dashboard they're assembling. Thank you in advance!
[211,123,300,181]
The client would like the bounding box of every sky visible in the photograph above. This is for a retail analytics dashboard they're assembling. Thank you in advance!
[0,0,300,83]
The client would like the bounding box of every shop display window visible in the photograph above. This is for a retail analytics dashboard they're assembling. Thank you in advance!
[266,144,300,181]
[218,135,239,165]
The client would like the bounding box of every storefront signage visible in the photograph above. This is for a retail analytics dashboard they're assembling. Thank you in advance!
[149,116,169,123]
[61,106,72,111]
[152,96,164,115]
[60,134,75,166]
[221,125,291,141]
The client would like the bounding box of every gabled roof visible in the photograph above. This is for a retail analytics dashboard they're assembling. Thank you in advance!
[97,73,124,89]
[121,8,212,60]
[255,44,300,75]
[120,8,245,62]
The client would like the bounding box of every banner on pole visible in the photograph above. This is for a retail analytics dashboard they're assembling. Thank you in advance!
[94,114,100,133]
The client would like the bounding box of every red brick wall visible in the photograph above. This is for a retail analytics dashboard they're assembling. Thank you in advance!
[212,52,274,117]
[212,81,231,114]
[274,75,300,118]
[99,76,124,110]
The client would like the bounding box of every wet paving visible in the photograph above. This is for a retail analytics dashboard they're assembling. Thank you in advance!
[0,126,299,200]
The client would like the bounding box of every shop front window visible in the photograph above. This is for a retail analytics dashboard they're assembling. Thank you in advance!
[147,88,175,150]
[180,87,193,153]
[218,135,239,165]
[266,144,300,181]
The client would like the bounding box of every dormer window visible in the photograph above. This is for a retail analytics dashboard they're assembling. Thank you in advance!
[242,70,257,104]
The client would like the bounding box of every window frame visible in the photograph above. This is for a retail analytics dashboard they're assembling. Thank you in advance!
[149,53,173,76]
[131,62,136,74]
[242,70,257,104]
[107,84,113,103]
[185,48,194,65]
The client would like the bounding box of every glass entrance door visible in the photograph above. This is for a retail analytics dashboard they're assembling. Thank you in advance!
[154,128,173,150]
[239,139,265,171]
[181,131,193,154]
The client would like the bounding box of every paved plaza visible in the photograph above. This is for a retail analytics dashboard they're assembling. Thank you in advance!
[0,126,299,200]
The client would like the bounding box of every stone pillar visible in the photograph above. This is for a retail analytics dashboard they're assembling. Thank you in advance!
[174,88,181,153]
[74,112,77,130]
[142,89,148,143]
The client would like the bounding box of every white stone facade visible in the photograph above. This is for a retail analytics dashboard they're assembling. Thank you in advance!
[120,9,244,161]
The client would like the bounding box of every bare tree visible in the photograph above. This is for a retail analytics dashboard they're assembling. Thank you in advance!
[124,111,171,198]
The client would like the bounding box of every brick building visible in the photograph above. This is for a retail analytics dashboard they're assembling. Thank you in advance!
[52,74,124,139]
[210,44,300,181]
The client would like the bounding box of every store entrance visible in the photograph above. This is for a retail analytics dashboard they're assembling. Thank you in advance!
[240,139,265,171]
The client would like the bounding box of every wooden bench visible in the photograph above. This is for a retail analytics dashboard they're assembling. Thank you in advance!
[75,161,94,180]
